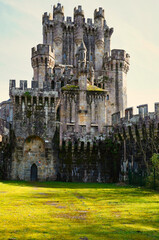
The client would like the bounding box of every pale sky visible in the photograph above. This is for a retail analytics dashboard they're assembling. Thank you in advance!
[0,0,159,113]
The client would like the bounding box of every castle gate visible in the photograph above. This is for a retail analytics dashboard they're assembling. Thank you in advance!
[23,136,45,181]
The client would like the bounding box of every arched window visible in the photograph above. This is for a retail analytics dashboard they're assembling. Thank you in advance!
[51,80,55,90]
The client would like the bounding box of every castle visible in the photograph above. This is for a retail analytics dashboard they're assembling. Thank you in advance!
[1,4,133,181]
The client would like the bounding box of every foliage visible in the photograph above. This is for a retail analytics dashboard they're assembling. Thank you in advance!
[0,181,159,240]
[24,91,31,99]
[146,153,159,189]
[151,153,159,170]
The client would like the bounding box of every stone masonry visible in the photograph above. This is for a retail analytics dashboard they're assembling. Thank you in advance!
[5,4,130,181]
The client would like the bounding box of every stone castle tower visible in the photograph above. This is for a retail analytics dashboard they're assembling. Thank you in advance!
[8,4,130,181]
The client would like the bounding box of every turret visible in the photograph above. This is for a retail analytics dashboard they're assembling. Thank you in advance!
[111,49,130,116]
[94,8,105,72]
[74,5,84,45]
[53,3,64,22]
[77,41,87,90]
[104,27,114,57]
[42,12,53,45]
[74,6,85,65]
[53,3,64,65]
[31,44,55,89]
[76,42,88,126]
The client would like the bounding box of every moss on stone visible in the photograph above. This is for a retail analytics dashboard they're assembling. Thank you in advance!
[87,84,105,92]
[61,85,79,91]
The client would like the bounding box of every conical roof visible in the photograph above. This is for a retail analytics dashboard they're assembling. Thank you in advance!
[78,41,86,51]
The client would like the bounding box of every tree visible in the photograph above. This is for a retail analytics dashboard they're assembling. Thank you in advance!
[147,153,159,189]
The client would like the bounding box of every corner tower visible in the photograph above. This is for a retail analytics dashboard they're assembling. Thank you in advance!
[53,3,64,65]
[31,44,55,89]
[74,6,85,66]
[111,50,130,115]
[94,8,105,72]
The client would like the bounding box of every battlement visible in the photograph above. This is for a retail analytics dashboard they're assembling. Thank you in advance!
[9,80,59,96]
[112,103,159,125]
[66,17,72,24]
[32,44,54,58]
[111,49,130,64]
[105,27,114,37]
[74,6,84,17]
[87,18,93,26]
[53,3,64,16]
[94,7,105,19]
[42,12,53,24]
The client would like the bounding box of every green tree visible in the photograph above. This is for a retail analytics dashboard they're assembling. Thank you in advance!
[147,153,159,189]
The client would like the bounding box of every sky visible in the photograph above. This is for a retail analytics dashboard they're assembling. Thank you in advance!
[0,0,159,113]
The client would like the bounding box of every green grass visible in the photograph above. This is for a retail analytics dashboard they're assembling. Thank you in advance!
[0,181,159,240]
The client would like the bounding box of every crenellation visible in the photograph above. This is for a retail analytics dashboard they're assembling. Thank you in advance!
[87,18,93,26]
[137,104,148,118]
[32,44,54,57]
[53,3,64,18]
[74,6,84,17]
[9,79,16,89]
[66,17,72,24]
[112,103,159,127]
[94,7,105,19]
[20,80,27,90]
[42,12,53,24]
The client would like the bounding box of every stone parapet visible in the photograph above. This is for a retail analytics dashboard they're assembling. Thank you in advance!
[111,49,130,64]
[53,3,64,16]
[112,103,159,126]
[74,6,84,17]
[32,44,54,58]
[94,8,105,19]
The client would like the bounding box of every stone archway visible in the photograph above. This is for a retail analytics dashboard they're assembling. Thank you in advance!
[23,136,45,181]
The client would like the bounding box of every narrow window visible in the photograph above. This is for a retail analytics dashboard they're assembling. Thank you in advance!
[51,80,55,90]
[15,96,19,104]
[51,97,54,106]
[33,97,37,105]
[39,97,43,105]
[45,97,48,105]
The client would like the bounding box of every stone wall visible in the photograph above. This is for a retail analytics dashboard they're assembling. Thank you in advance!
[57,138,120,183]
[9,80,59,181]
[113,103,159,182]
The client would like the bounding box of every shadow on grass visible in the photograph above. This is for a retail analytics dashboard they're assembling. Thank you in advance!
[0,180,123,189]
[0,180,158,197]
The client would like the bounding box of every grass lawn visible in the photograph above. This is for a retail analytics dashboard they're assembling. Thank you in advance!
[0,181,159,240]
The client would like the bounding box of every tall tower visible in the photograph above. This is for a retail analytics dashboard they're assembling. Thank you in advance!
[77,41,87,90]
[77,42,88,126]
[112,50,130,116]
[42,12,53,45]
[74,6,84,66]
[105,49,130,119]
[104,27,114,57]
[53,3,64,65]
[31,44,55,88]
[94,8,105,72]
